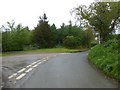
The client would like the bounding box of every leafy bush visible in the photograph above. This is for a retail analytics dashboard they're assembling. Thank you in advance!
[88,38,119,80]
[2,27,31,52]
[63,36,79,49]
[90,40,99,47]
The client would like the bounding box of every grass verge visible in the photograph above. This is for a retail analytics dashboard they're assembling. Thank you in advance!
[88,38,119,81]
[2,47,88,56]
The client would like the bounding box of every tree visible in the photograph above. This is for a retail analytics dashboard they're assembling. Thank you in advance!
[50,24,58,45]
[33,13,55,48]
[84,29,95,47]
[57,23,69,45]
[2,21,31,52]
[72,2,120,43]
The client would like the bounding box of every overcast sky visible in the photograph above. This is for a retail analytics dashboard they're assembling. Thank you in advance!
[0,0,94,29]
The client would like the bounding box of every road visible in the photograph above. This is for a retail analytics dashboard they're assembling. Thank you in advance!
[3,52,118,88]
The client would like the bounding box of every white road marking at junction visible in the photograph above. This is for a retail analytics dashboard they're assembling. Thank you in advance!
[38,62,42,65]
[36,60,41,63]
[31,61,37,65]
[43,60,47,62]
[8,56,56,80]
[17,68,26,73]
[16,73,26,80]
[33,64,38,68]
[8,73,17,79]
[42,57,49,60]
[26,64,32,68]
[25,68,33,73]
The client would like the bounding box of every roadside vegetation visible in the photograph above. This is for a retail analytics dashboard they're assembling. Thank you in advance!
[72,2,120,80]
[2,14,94,53]
[89,35,119,80]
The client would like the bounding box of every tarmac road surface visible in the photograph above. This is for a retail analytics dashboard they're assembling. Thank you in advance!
[13,52,118,88]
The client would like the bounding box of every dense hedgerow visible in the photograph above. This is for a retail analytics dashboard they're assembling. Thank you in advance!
[88,38,119,80]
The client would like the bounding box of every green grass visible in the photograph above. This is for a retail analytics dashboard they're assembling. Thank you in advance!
[2,47,87,56]
[88,38,119,81]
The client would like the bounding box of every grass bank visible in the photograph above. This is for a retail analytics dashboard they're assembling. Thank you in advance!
[2,47,87,56]
[88,38,119,81]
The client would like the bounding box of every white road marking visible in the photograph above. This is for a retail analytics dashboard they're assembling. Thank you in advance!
[8,73,17,79]
[25,68,33,73]
[37,60,41,62]
[16,73,26,80]
[35,62,42,66]
[31,61,37,65]
[33,64,38,68]
[43,60,47,62]
[17,68,26,73]
[8,56,53,80]
[26,64,32,68]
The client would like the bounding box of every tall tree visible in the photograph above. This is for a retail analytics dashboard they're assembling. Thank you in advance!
[33,13,55,48]
[50,24,58,45]
[72,2,120,43]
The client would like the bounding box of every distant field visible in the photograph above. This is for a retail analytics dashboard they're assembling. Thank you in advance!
[2,48,87,56]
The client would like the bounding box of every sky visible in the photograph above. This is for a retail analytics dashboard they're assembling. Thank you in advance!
[0,0,94,29]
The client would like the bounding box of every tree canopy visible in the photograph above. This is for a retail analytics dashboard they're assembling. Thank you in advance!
[33,13,56,48]
[72,2,120,43]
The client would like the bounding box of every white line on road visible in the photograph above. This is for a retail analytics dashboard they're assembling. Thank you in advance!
[16,73,26,80]
[36,60,41,63]
[17,68,26,73]
[42,57,49,60]
[31,61,37,65]
[8,56,53,80]
[38,62,42,65]
[33,64,38,68]
[25,68,33,73]
[26,64,32,68]
[8,73,17,79]
[43,60,47,62]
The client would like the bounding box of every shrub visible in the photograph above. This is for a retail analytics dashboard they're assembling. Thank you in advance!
[89,38,119,80]
[63,36,79,49]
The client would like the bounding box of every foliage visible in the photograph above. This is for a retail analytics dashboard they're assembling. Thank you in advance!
[63,36,79,48]
[84,29,95,47]
[57,23,94,48]
[2,22,31,52]
[88,38,119,80]
[72,2,120,43]
[2,14,95,52]
[33,13,56,48]
[50,24,58,46]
